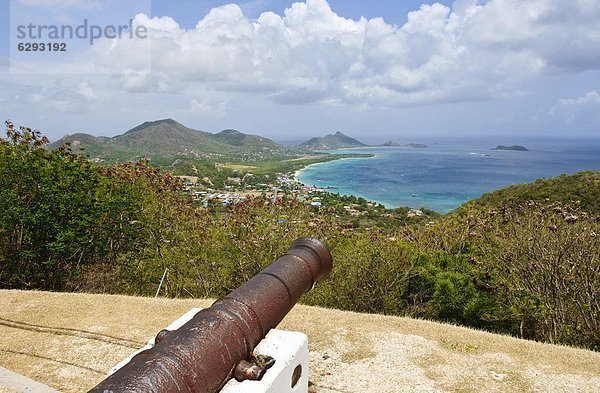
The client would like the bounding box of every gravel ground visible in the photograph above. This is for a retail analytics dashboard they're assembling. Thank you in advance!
[1,290,599,392]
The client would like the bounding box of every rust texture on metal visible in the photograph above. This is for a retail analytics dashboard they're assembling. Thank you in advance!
[233,359,266,382]
[89,237,332,393]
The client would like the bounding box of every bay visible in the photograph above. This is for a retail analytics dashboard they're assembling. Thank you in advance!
[297,138,600,213]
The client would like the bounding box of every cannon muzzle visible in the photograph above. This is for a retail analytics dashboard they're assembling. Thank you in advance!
[89,237,332,393]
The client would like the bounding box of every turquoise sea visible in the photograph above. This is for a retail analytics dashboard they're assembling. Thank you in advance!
[297,138,600,214]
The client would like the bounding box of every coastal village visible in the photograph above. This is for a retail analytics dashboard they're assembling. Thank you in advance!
[175,171,432,227]
[177,172,339,207]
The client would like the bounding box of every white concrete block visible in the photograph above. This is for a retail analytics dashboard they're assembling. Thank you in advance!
[110,308,309,393]
[221,329,309,393]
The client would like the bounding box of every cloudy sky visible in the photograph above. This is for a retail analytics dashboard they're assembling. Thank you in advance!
[1,0,599,143]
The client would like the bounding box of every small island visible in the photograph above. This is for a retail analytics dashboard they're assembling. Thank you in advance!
[381,141,428,148]
[492,145,529,151]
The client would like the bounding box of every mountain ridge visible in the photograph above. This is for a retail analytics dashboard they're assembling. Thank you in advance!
[212,129,280,148]
[50,120,375,163]
[50,119,298,163]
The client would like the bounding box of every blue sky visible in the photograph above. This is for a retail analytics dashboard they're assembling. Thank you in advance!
[0,0,599,143]
[149,0,454,27]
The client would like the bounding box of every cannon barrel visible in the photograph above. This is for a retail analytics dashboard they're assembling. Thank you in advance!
[89,237,332,393]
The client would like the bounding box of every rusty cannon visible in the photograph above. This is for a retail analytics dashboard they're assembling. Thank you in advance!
[89,237,332,393]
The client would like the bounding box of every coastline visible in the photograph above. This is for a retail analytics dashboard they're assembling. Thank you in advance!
[293,160,331,183]
[290,140,600,214]
[293,153,375,185]
[291,152,396,208]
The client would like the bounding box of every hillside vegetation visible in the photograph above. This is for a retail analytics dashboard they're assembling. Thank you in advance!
[50,118,302,163]
[467,171,600,214]
[300,131,366,150]
[49,119,374,182]
[1,121,598,350]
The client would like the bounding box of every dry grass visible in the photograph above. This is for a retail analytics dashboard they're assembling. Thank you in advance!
[217,163,258,171]
[0,290,598,392]
[285,155,324,161]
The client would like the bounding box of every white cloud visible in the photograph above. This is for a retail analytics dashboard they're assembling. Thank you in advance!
[549,90,600,122]
[190,98,227,117]
[5,0,600,123]
[76,81,96,99]
[134,14,181,35]
[75,0,597,107]
[10,79,104,114]
[107,71,178,94]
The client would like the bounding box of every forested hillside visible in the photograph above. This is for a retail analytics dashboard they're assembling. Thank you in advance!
[467,171,600,214]
[49,118,304,163]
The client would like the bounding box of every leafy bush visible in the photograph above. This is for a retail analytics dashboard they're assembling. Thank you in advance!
[306,234,414,315]
[0,122,186,291]
[0,122,102,289]
[475,201,599,349]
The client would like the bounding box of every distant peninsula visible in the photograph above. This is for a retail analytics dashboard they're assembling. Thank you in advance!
[299,131,366,150]
[381,141,428,148]
[492,145,529,151]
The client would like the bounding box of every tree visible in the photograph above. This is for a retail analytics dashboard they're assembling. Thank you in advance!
[0,121,100,289]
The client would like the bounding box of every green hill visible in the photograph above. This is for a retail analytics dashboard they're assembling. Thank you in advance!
[212,129,279,148]
[300,131,366,150]
[465,171,600,214]
[50,119,301,164]
[114,119,234,160]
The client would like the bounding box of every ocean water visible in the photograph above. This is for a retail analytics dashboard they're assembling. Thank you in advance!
[297,138,600,213]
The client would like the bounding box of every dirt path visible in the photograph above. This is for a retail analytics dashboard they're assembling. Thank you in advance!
[1,290,598,392]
